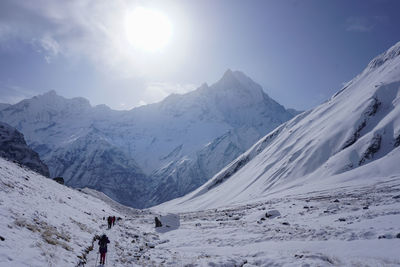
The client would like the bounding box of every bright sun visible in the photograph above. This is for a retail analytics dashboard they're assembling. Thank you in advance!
[125,7,172,52]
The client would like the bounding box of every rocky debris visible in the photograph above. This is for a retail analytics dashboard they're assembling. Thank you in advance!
[146,242,155,248]
[378,233,396,239]
[325,204,340,213]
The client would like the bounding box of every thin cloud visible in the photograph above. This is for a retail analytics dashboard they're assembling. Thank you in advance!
[0,83,36,104]
[140,82,197,105]
[345,16,388,33]
[346,17,373,32]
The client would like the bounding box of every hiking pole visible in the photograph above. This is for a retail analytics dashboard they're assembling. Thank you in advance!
[95,252,99,267]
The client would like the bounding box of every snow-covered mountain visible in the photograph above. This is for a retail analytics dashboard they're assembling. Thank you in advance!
[45,131,149,208]
[158,41,400,212]
[0,70,295,207]
[0,121,49,177]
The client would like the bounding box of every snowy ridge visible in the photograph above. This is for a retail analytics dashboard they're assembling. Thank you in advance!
[367,41,400,70]
[157,41,400,212]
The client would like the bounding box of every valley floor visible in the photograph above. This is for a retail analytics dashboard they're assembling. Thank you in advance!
[86,177,400,267]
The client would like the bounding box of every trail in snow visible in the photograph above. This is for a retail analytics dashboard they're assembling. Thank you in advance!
[3,155,399,266]
[82,176,400,266]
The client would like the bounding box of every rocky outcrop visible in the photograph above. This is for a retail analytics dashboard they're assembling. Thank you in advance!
[0,122,49,176]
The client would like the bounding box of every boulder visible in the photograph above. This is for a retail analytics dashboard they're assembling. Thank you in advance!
[265,209,281,219]
[155,213,180,233]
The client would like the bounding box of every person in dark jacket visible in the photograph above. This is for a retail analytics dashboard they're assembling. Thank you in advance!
[98,234,110,265]
[112,216,116,226]
[107,216,112,229]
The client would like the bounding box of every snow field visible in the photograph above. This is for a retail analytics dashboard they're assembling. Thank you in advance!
[0,157,122,266]
[149,176,400,266]
[1,155,400,266]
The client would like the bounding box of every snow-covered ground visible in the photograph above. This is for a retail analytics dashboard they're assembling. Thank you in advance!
[0,157,124,266]
[1,157,400,266]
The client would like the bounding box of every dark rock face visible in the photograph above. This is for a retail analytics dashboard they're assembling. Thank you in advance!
[45,132,150,208]
[0,122,49,177]
[53,177,65,185]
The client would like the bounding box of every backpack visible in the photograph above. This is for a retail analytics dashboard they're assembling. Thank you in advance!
[99,236,108,249]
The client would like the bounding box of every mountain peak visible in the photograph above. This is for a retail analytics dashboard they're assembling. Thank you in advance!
[218,69,256,86]
[42,90,58,97]
[219,69,237,83]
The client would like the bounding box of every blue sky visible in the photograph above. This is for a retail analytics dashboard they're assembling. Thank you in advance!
[0,0,399,110]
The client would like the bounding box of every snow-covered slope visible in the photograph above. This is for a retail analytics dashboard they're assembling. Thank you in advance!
[0,157,124,266]
[158,41,400,212]
[46,131,149,208]
[0,122,49,177]
[2,156,400,266]
[0,70,295,207]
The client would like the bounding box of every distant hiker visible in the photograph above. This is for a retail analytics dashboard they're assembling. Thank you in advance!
[98,234,110,265]
[112,216,116,226]
[155,216,162,227]
[107,216,112,229]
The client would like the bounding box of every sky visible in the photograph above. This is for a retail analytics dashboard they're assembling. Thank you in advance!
[0,0,399,111]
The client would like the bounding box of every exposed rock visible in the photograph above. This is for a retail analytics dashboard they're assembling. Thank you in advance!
[359,134,382,165]
[0,122,49,177]
[53,177,64,185]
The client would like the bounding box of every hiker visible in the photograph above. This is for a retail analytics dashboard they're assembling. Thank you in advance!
[112,216,116,226]
[98,234,110,265]
[107,216,112,229]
